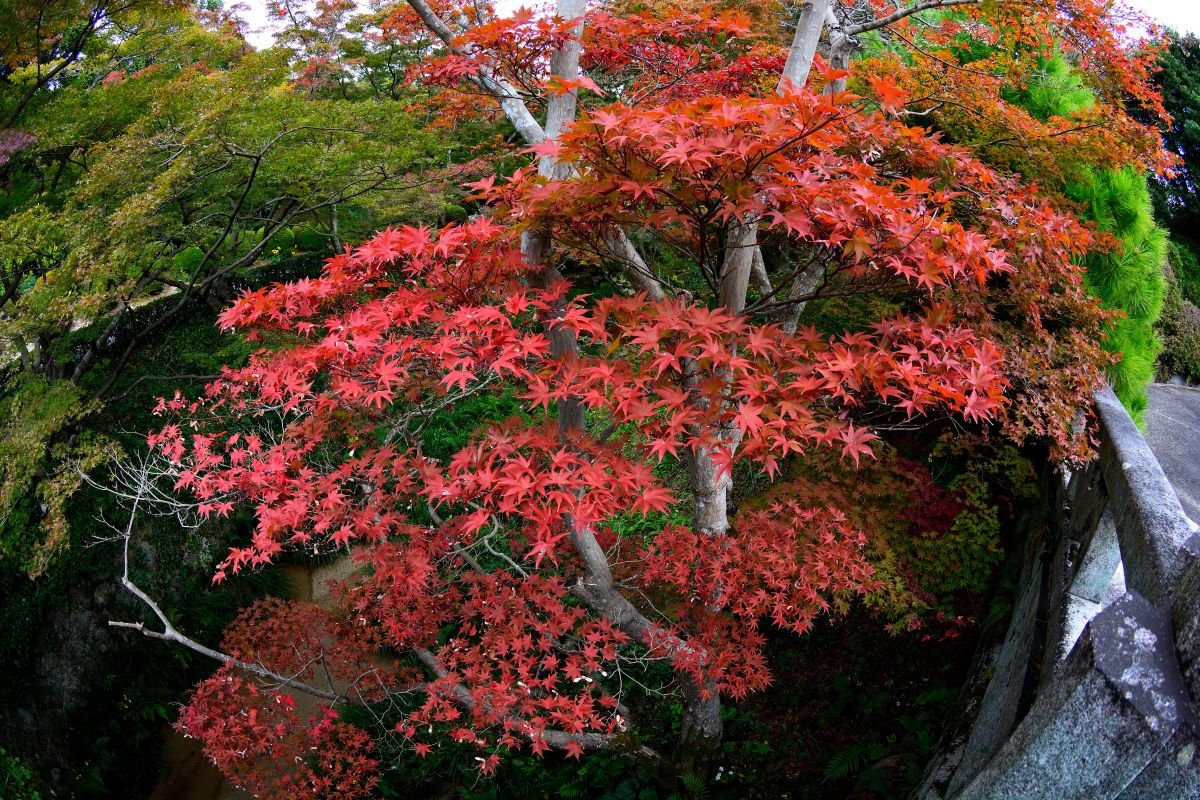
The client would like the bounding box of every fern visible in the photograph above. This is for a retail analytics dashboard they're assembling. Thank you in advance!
[822,740,893,782]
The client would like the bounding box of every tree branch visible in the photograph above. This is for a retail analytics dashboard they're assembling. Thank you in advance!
[843,0,979,36]
[404,0,666,300]
[413,648,664,763]
[105,472,351,705]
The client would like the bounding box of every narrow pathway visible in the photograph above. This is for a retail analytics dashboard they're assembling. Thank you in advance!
[1142,383,1200,525]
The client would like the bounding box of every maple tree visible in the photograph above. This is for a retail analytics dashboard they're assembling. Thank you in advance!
[0,0,169,128]
[98,0,1171,794]
[861,17,1171,421]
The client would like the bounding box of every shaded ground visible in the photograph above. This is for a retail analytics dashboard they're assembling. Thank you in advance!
[1142,383,1200,523]
[727,609,981,800]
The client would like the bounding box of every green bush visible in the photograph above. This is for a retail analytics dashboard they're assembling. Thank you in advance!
[1161,304,1200,382]
[1066,167,1168,424]
[0,747,43,799]
[237,227,263,256]
[1171,240,1200,306]
[293,227,330,252]
[265,226,295,253]
[170,245,205,276]
[1152,248,1200,383]
[1157,261,1200,382]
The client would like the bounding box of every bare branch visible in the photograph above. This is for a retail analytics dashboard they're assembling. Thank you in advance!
[96,451,355,705]
[843,0,979,36]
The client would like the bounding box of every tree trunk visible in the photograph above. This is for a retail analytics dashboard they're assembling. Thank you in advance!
[677,677,723,781]
[404,0,720,781]
[782,256,827,334]
[718,215,760,315]
[779,0,832,91]
[826,19,854,95]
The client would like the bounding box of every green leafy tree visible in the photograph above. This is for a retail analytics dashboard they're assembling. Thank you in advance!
[1066,168,1167,421]
[1147,33,1200,257]
[1007,51,1168,421]
[0,3,461,573]
[1155,244,1200,383]
[0,0,168,128]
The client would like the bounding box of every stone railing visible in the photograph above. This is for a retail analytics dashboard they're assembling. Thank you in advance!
[919,387,1200,800]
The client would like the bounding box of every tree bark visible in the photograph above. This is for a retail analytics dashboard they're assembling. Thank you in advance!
[718,215,760,315]
[782,257,827,334]
[750,245,772,298]
[677,677,723,778]
[602,228,668,301]
[779,0,831,92]
[826,11,854,95]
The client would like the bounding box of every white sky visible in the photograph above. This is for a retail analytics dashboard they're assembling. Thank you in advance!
[1127,0,1200,34]
[235,0,1200,50]
[235,1,280,49]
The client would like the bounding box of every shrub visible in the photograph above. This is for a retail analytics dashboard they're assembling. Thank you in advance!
[1155,250,1200,383]
[0,747,42,799]
[1172,241,1200,305]
[265,226,295,253]
[171,245,205,276]
[293,227,329,252]
[1164,306,1200,382]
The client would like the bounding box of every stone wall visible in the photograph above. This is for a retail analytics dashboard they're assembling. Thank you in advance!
[917,387,1200,800]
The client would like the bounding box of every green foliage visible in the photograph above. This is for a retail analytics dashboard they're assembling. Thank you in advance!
[1159,305,1200,383]
[800,290,904,336]
[447,753,652,800]
[265,226,296,254]
[443,202,469,221]
[1002,50,1094,121]
[1169,239,1200,306]
[1145,34,1200,254]
[822,739,890,782]
[816,681,958,795]
[602,507,691,540]
[0,747,43,799]
[416,390,528,463]
[294,227,332,252]
[171,245,205,276]
[1148,32,1200,337]
[1065,167,1167,423]
[773,439,1029,629]
[1156,250,1200,383]
[903,468,1002,596]
[0,2,464,573]
[0,375,112,576]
